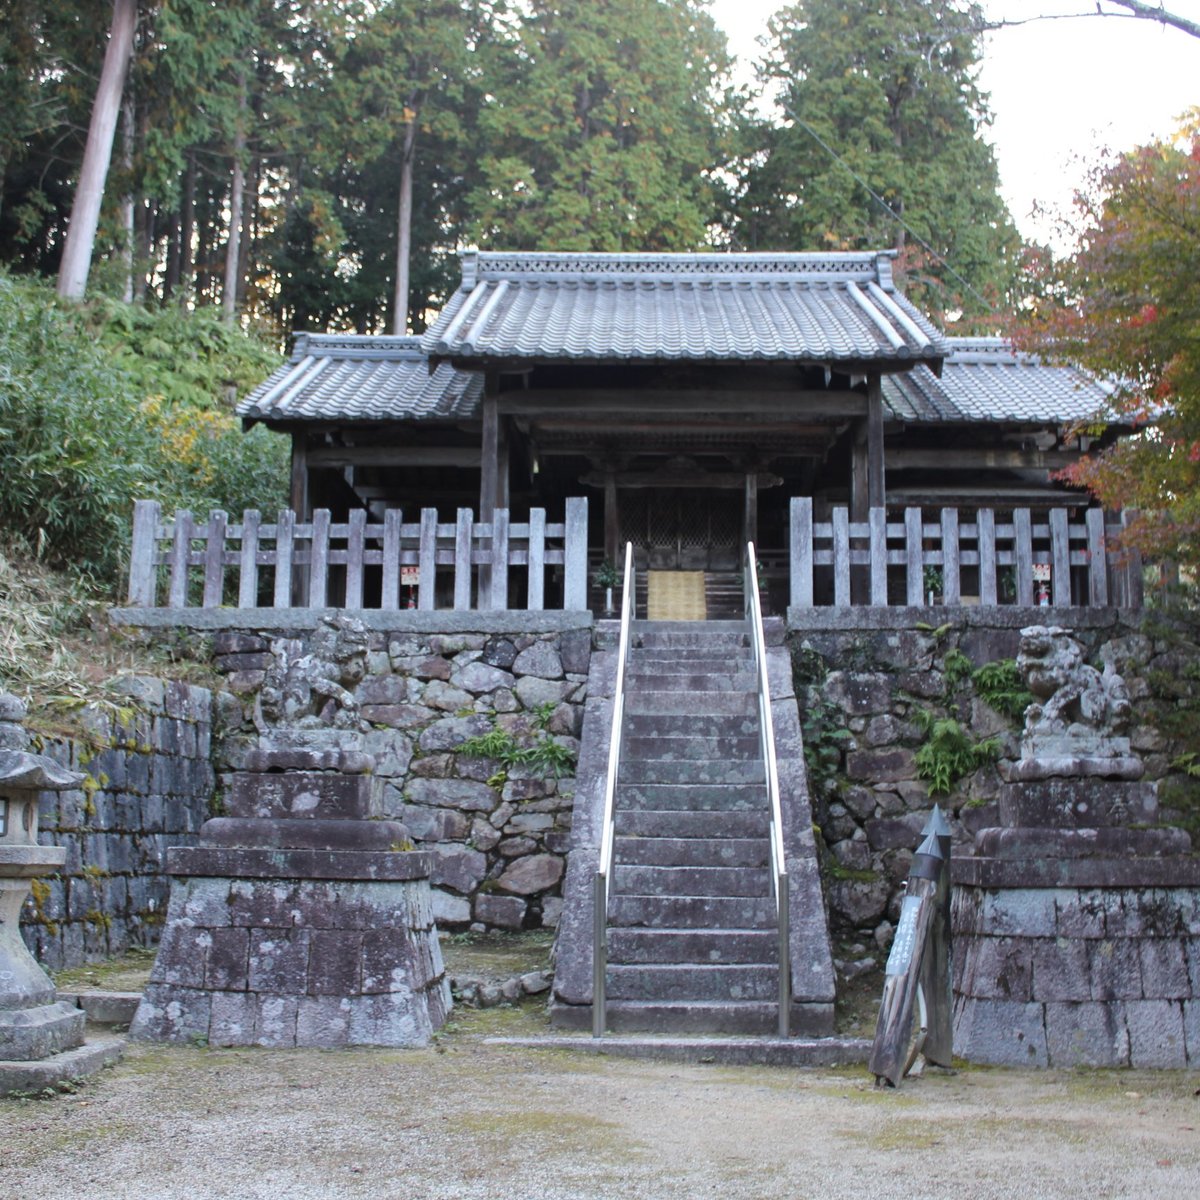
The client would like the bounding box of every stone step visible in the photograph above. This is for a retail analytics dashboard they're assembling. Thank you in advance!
[614,809,770,839]
[627,655,753,673]
[586,1000,782,1035]
[616,782,768,812]
[613,864,768,898]
[619,759,765,786]
[607,927,780,965]
[609,894,776,928]
[614,836,769,867]
[634,622,748,649]
[491,1033,869,1067]
[623,713,759,739]
[606,963,779,1003]
[624,671,758,693]
[624,692,758,717]
[622,735,762,761]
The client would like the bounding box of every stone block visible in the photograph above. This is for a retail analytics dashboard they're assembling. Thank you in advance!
[953,996,1048,1067]
[205,927,250,991]
[1054,890,1107,939]
[957,936,1033,1001]
[1138,938,1191,999]
[823,671,893,716]
[864,813,924,851]
[1088,938,1144,1001]
[254,994,300,1047]
[418,714,492,752]
[997,779,1158,829]
[1126,1000,1187,1067]
[842,785,878,822]
[248,929,311,993]
[512,642,563,680]
[208,991,258,1046]
[514,676,572,710]
[431,888,471,925]
[408,754,453,779]
[130,984,211,1044]
[504,811,555,835]
[560,629,591,676]
[400,805,471,842]
[474,893,527,930]
[976,889,1058,938]
[406,778,498,812]
[1030,937,1091,1001]
[357,675,420,706]
[497,853,563,895]
[307,929,363,996]
[361,704,431,730]
[1045,1001,1130,1067]
[1185,999,1200,1067]
[295,995,352,1047]
[361,730,413,778]
[826,875,889,928]
[846,748,916,784]
[427,843,488,894]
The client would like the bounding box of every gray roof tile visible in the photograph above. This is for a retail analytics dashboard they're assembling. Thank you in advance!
[238,334,483,424]
[882,337,1115,424]
[423,250,947,365]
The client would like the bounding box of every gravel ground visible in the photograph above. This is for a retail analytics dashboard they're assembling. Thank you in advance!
[2,1002,1198,1200]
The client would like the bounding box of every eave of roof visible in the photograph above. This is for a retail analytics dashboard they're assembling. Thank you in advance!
[422,250,948,368]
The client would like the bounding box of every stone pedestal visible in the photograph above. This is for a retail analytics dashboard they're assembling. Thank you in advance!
[0,693,123,1094]
[953,774,1200,1068]
[131,732,450,1047]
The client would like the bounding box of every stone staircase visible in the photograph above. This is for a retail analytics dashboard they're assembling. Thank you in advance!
[551,620,836,1040]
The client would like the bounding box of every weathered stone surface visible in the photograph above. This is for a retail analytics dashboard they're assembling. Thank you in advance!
[481,637,518,669]
[474,892,526,929]
[497,853,564,895]
[823,672,893,716]
[422,681,475,713]
[846,747,916,784]
[451,661,515,694]
[406,778,498,812]
[864,814,925,851]
[826,875,889,927]
[514,676,572,710]
[431,888,471,925]
[418,714,491,751]
[427,843,488,894]
[560,629,592,676]
[512,642,564,680]
[400,805,471,842]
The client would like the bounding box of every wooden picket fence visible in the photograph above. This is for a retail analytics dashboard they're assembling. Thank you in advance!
[788,499,1143,609]
[125,499,589,611]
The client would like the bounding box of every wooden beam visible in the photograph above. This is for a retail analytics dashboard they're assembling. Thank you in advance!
[886,447,1080,470]
[307,446,482,468]
[604,472,618,562]
[497,389,868,417]
[580,470,783,490]
[289,432,309,518]
[867,376,885,509]
[480,393,499,522]
[744,472,758,548]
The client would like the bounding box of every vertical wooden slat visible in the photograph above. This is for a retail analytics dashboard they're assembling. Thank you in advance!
[941,508,960,606]
[168,509,193,608]
[1086,507,1108,607]
[832,506,850,606]
[905,506,924,606]
[1122,508,1144,608]
[454,508,474,610]
[527,507,546,611]
[1013,508,1034,606]
[237,509,261,608]
[1050,507,1071,606]
[381,508,402,609]
[127,499,160,605]
[307,509,331,607]
[790,497,813,608]
[869,506,888,605]
[418,507,438,611]
[273,509,295,608]
[977,508,998,606]
[564,496,588,610]
[344,508,366,609]
[489,507,510,610]
[201,510,227,607]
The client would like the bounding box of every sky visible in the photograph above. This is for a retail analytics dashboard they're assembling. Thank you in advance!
[707,0,1200,246]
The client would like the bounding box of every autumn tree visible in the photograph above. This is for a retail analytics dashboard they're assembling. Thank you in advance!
[1016,114,1200,570]
[469,0,735,251]
[736,0,1019,320]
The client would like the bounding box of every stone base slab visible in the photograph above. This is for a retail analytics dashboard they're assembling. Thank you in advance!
[130,873,450,1048]
[953,856,1200,888]
[489,1034,870,1067]
[167,846,430,881]
[997,779,1158,829]
[0,1036,124,1096]
[974,827,1192,860]
[953,882,1200,1067]
[0,1000,85,1061]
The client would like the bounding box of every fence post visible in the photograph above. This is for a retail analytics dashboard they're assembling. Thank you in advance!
[904,507,923,605]
[940,508,960,605]
[1013,508,1034,606]
[201,511,228,608]
[237,510,261,608]
[489,507,510,611]
[977,508,997,605]
[564,497,588,610]
[167,509,193,608]
[790,497,813,608]
[418,508,438,611]
[832,507,850,606]
[127,499,160,606]
[273,510,295,608]
[527,508,546,611]
[454,509,474,610]
[869,506,887,606]
[1050,507,1071,606]
[381,509,402,609]
[308,509,331,607]
[345,508,366,609]
[1086,508,1108,607]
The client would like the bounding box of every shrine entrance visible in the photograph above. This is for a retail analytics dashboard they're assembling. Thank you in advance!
[619,488,742,571]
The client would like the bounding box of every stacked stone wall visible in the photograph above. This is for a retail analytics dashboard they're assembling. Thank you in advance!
[19,678,222,969]
[209,617,592,934]
[786,608,1200,943]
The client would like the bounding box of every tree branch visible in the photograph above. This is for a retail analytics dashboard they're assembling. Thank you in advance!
[1105,1,1200,41]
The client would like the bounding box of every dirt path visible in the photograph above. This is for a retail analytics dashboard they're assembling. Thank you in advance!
[2,1005,1198,1200]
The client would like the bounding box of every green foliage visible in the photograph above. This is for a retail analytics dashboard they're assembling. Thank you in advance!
[971,659,1033,722]
[942,647,973,687]
[0,273,285,586]
[594,559,620,589]
[458,723,577,780]
[737,0,1020,320]
[912,708,1000,796]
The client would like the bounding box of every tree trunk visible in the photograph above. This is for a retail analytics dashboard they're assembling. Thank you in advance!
[391,114,418,336]
[56,0,137,300]
[178,151,195,306]
[221,72,249,324]
[119,93,134,302]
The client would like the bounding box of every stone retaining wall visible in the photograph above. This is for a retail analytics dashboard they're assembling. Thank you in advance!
[786,607,1200,942]
[206,613,593,934]
[20,678,222,969]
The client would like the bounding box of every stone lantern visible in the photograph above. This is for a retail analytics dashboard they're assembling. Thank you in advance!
[0,692,122,1094]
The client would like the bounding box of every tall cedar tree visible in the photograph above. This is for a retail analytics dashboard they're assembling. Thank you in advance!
[470,0,734,251]
[738,0,1019,321]
[1016,115,1200,571]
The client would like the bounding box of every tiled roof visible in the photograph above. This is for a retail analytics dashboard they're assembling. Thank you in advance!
[423,250,948,366]
[882,337,1116,424]
[238,334,483,424]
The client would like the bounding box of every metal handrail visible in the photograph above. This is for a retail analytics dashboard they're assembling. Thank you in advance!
[593,541,635,1037]
[745,541,791,1037]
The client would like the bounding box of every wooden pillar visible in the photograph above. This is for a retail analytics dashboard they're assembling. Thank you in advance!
[867,375,886,510]
[850,436,868,522]
[480,393,499,522]
[497,416,510,512]
[289,431,309,518]
[743,471,758,550]
[604,471,619,563]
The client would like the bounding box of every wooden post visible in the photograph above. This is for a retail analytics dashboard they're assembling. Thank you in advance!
[1122,509,1144,608]
[168,509,193,608]
[528,508,546,611]
[127,499,160,606]
[289,432,309,518]
[201,511,227,607]
[237,510,261,608]
[480,394,499,522]
[273,509,295,608]
[868,832,945,1087]
[307,509,330,607]
[489,507,510,611]
[454,508,474,610]
[1013,508,1034,605]
[869,506,887,605]
[418,508,438,611]
[790,497,813,608]
[604,472,619,564]
[381,509,402,609]
[941,508,960,606]
[1050,507,1071,606]
[345,508,366,609]
[917,806,953,1069]
[832,506,850,606]
[564,497,588,610]
[904,507,923,606]
[743,472,759,550]
[1086,507,1109,607]
[866,376,885,509]
[977,508,998,605]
